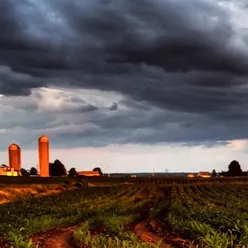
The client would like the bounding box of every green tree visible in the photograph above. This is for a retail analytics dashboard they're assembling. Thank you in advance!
[49,160,67,176]
[30,167,38,175]
[211,169,217,178]
[228,160,243,176]
[20,168,29,177]
[93,167,103,176]
[68,167,78,177]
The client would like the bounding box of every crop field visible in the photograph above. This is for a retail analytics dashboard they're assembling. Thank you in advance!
[1,182,248,248]
[3,175,248,186]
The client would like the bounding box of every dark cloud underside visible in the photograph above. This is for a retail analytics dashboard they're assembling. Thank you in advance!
[0,0,248,147]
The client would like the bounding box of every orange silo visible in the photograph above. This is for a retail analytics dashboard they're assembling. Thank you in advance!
[38,135,49,177]
[9,144,21,172]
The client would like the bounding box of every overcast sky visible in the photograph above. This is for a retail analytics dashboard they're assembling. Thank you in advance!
[1,0,248,172]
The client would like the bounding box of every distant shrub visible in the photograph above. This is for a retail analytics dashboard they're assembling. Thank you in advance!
[211,169,217,178]
[64,179,71,185]
[75,182,85,188]
[30,167,38,176]
[61,183,69,188]
[68,168,78,177]
[77,176,89,187]
[20,168,30,177]
[93,167,103,176]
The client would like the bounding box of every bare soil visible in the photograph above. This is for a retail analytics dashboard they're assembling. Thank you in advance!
[147,220,193,248]
[33,226,78,248]
[134,222,175,248]
[30,218,191,248]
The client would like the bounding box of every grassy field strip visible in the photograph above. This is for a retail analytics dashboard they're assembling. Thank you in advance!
[0,184,70,205]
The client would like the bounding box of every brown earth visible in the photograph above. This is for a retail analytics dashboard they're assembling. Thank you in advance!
[34,224,172,248]
[147,220,193,248]
[32,226,78,248]
[134,222,175,248]
[30,220,192,248]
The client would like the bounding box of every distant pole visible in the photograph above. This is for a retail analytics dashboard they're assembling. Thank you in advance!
[152,168,155,177]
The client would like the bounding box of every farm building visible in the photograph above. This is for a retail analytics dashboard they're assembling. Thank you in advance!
[187,173,195,178]
[9,144,21,172]
[197,171,211,178]
[0,166,19,176]
[77,171,101,177]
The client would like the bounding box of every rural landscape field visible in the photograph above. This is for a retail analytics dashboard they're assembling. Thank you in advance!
[2,0,248,247]
[1,178,248,248]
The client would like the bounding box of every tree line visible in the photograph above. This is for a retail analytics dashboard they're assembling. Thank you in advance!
[20,159,103,177]
[212,160,247,177]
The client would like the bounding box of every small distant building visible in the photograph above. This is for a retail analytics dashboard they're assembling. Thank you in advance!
[77,171,101,177]
[197,171,211,178]
[0,167,19,176]
[130,175,137,178]
[187,173,195,178]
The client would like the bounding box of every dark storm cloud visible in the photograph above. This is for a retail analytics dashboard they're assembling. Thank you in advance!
[0,65,44,95]
[1,92,248,150]
[33,104,248,149]
[1,0,248,145]
[60,0,248,74]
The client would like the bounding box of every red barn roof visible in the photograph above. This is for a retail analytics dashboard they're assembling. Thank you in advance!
[77,171,100,176]
[198,171,210,175]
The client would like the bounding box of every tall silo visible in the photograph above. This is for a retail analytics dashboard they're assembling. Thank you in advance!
[9,144,21,172]
[38,135,49,177]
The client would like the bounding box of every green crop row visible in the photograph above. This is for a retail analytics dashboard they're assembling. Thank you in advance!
[161,185,248,247]
[73,220,163,248]
[0,185,157,247]
[1,183,248,247]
